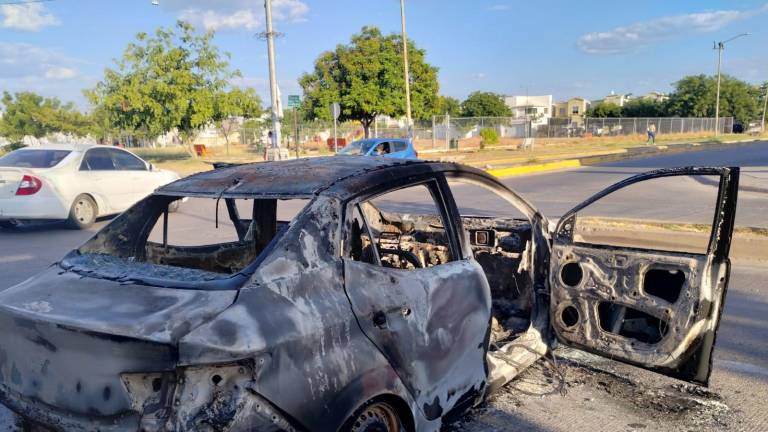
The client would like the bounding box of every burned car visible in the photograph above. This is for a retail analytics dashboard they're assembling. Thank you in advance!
[0,156,739,431]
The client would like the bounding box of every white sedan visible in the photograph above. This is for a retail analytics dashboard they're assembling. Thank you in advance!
[0,144,180,229]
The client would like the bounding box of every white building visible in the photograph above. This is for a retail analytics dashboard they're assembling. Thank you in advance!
[603,91,632,107]
[504,95,553,126]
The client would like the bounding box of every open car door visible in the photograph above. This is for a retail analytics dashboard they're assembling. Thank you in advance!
[549,167,739,386]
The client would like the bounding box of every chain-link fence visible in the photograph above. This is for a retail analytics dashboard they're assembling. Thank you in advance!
[423,115,734,150]
[177,115,734,153]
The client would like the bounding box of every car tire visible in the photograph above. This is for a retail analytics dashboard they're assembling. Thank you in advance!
[67,195,98,229]
[346,401,405,432]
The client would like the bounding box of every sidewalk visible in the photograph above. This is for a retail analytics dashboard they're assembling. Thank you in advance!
[420,135,768,179]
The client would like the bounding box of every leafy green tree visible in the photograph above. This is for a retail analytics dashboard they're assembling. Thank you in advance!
[0,91,91,143]
[87,21,240,152]
[212,87,263,150]
[588,102,623,118]
[666,74,761,124]
[621,99,666,117]
[460,92,511,117]
[434,95,461,116]
[299,26,439,137]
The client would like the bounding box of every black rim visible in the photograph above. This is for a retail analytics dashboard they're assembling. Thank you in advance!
[350,402,401,432]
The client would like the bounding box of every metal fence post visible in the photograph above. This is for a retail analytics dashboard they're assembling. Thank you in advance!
[431,115,436,149]
[445,114,450,150]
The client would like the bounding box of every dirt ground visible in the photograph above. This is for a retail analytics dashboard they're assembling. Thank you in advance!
[450,347,741,432]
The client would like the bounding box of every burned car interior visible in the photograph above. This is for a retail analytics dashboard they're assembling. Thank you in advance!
[345,180,535,342]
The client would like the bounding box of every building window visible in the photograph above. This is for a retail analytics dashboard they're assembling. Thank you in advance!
[544,108,549,114]
[559,108,566,116]
[572,106,580,115]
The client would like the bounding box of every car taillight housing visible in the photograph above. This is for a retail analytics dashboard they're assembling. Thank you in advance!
[16,175,42,196]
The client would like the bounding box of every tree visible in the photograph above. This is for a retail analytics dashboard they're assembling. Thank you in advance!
[666,74,761,124]
[0,91,91,144]
[588,102,623,118]
[460,92,511,117]
[621,99,666,117]
[299,26,439,138]
[87,21,241,152]
[212,87,263,152]
[434,95,461,116]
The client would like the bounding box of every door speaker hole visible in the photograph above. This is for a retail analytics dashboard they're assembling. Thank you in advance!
[598,302,668,344]
[561,262,583,287]
[561,305,580,328]
[644,268,685,303]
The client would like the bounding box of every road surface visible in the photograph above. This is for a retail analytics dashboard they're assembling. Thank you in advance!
[0,140,766,431]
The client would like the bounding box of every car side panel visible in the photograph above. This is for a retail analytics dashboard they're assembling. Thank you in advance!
[178,197,432,431]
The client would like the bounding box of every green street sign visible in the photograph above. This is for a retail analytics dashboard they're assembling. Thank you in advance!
[288,95,301,109]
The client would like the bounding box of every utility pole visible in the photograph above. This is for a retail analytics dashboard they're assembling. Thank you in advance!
[762,82,768,134]
[713,33,749,136]
[399,0,413,138]
[264,0,283,159]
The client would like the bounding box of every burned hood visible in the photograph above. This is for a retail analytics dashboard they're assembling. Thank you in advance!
[0,265,237,346]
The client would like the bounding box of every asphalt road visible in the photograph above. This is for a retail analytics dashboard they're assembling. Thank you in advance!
[0,140,767,430]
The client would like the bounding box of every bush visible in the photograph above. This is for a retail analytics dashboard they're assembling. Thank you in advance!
[479,128,499,149]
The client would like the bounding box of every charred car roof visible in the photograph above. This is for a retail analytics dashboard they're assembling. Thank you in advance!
[157,155,487,199]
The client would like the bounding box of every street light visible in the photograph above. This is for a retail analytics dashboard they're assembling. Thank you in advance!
[713,33,749,135]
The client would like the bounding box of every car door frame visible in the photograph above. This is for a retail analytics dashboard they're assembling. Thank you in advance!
[78,147,133,215]
[340,172,491,420]
[107,148,156,204]
[550,166,740,385]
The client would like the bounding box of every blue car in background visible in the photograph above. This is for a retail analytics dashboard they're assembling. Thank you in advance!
[337,138,418,159]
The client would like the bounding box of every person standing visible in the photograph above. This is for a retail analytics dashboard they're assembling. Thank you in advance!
[647,123,657,145]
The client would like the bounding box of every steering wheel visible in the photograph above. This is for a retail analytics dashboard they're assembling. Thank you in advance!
[378,248,423,269]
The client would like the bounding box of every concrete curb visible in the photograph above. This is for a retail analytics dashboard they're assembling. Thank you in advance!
[486,138,767,179]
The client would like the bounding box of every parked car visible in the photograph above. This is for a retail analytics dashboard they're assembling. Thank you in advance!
[0,156,739,431]
[337,138,418,159]
[0,144,179,229]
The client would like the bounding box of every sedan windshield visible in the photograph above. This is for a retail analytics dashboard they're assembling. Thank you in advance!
[338,140,377,156]
[0,149,72,168]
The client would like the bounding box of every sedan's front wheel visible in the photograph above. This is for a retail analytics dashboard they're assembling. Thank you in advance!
[347,401,405,432]
[67,195,97,229]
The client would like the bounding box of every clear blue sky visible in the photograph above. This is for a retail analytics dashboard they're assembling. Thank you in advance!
[1,0,766,109]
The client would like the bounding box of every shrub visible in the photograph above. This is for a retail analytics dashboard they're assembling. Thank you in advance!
[479,128,499,149]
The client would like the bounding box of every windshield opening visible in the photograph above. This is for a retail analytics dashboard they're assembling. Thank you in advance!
[0,149,72,168]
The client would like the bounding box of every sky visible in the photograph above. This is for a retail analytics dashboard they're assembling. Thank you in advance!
[0,0,766,110]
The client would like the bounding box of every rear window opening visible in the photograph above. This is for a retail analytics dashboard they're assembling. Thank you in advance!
[643,268,685,303]
[145,197,308,275]
[0,149,72,168]
[64,195,309,289]
[598,302,668,344]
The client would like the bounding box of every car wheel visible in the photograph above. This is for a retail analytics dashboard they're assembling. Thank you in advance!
[347,401,404,432]
[67,195,97,229]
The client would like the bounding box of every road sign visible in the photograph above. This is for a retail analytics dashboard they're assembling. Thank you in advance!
[330,102,341,120]
[288,95,301,109]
